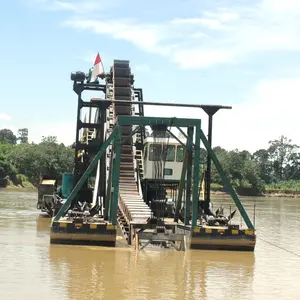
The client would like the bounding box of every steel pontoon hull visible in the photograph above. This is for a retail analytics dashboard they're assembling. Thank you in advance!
[50,219,117,247]
[178,225,256,251]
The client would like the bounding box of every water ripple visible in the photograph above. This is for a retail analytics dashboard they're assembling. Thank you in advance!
[1,191,300,299]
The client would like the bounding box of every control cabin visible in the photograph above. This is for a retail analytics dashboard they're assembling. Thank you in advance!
[142,137,186,182]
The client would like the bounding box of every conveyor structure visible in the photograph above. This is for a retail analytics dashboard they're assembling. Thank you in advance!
[47,59,256,251]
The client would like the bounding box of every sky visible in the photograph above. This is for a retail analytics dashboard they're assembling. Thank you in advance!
[1,0,300,153]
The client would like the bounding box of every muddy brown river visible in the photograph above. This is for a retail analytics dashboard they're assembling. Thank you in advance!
[0,189,300,299]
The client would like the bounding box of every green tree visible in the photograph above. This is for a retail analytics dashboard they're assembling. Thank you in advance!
[227,150,251,186]
[0,143,18,180]
[0,129,17,145]
[7,135,74,186]
[17,128,29,144]
[0,154,17,179]
[252,149,273,184]
[284,152,300,180]
[210,146,229,184]
[41,136,58,143]
[267,136,299,182]
[243,159,264,192]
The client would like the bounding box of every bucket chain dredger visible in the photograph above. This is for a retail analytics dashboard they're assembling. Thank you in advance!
[45,59,256,251]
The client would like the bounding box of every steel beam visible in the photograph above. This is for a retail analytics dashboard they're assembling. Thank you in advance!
[201,106,221,212]
[166,129,186,147]
[176,126,197,149]
[90,98,232,110]
[192,121,201,227]
[53,128,118,222]
[117,115,201,128]
[174,145,188,222]
[185,127,193,225]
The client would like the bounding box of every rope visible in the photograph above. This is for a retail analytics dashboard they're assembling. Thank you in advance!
[258,236,300,258]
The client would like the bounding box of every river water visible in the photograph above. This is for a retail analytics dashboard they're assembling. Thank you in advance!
[0,190,300,300]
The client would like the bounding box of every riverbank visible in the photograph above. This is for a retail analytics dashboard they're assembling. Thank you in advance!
[0,176,35,190]
[0,178,36,191]
[210,183,300,198]
[211,190,300,198]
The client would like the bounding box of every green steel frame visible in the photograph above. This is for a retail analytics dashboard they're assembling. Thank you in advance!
[53,115,254,231]
[53,123,141,224]
[173,128,254,230]
[53,127,119,222]
[170,125,255,230]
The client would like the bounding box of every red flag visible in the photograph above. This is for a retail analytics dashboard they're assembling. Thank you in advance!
[91,52,104,81]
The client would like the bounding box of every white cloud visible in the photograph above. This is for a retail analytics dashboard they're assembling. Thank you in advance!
[170,9,239,30]
[172,49,236,69]
[203,10,239,22]
[143,77,300,152]
[64,19,171,56]
[259,0,300,15]
[61,0,300,69]
[0,113,11,121]
[33,0,114,14]
[170,17,226,31]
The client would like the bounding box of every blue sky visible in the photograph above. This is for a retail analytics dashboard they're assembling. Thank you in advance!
[1,0,300,152]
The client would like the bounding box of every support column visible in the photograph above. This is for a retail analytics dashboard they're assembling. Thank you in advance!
[184,126,194,225]
[192,121,201,227]
[99,108,107,208]
[73,86,83,188]
[201,107,220,214]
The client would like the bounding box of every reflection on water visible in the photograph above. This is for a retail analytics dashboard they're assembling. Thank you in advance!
[48,243,255,300]
[1,190,300,299]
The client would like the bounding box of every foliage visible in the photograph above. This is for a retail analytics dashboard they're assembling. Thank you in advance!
[0,128,74,187]
[0,129,17,145]
[210,183,223,191]
[17,128,29,144]
[207,135,300,194]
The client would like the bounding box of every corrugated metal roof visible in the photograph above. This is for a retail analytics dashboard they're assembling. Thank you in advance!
[41,179,56,185]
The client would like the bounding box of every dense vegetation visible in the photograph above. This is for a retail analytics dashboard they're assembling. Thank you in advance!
[0,128,74,187]
[208,135,300,195]
[0,128,300,195]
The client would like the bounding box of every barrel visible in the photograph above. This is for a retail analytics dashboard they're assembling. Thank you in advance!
[62,172,73,199]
